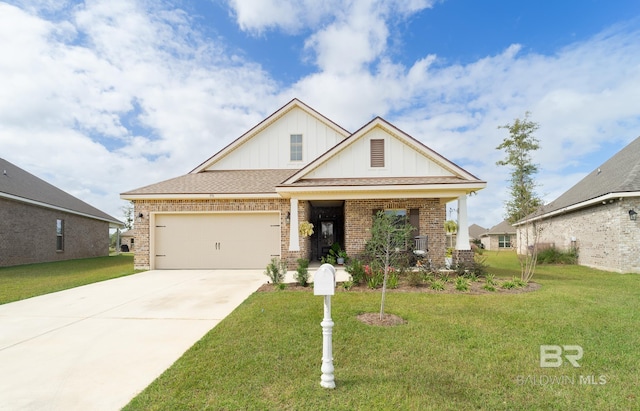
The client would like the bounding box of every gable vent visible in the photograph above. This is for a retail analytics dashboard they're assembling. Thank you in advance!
[370,139,385,167]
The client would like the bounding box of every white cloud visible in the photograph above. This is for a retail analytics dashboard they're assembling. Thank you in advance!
[1,0,639,231]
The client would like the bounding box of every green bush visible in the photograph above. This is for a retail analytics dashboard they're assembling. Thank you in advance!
[407,270,423,287]
[367,273,383,289]
[388,271,399,289]
[345,259,367,285]
[537,246,578,264]
[294,258,310,287]
[264,257,287,285]
[431,279,445,291]
[455,277,470,292]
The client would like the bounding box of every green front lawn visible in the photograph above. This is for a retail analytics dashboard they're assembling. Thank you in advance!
[125,251,640,410]
[0,254,137,304]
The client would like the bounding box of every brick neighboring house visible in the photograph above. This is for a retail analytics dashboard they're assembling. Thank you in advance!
[480,220,515,250]
[514,136,640,273]
[121,99,486,270]
[0,158,123,267]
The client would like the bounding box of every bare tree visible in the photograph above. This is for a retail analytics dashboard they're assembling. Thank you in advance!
[366,211,414,320]
[496,112,543,283]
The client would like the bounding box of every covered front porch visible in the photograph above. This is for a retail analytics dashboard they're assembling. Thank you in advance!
[283,194,474,268]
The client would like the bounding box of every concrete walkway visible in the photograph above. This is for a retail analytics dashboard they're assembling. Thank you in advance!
[0,270,265,411]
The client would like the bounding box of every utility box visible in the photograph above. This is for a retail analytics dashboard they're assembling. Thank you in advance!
[314,263,336,296]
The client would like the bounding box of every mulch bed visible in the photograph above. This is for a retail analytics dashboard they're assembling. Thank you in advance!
[257,280,541,295]
[258,279,540,327]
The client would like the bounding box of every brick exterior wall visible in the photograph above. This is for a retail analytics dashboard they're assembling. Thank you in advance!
[0,197,110,267]
[133,197,450,270]
[344,198,446,266]
[518,198,640,273]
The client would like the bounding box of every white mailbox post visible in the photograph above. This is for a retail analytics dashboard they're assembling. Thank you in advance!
[314,263,336,389]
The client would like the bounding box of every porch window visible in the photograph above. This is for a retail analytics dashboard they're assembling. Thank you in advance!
[498,235,511,248]
[56,219,64,251]
[370,139,385,167]
[290,134,303,161]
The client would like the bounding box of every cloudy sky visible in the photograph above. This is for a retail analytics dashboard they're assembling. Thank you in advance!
[2,0,640,229]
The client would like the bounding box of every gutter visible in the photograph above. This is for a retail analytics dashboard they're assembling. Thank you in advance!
[513,191,640,226]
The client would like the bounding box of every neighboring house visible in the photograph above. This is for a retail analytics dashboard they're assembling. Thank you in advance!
[120,229,135,252]
[468,223,487,246]
[121,99,486,270]
[0,158,123,267]
[480,220,515,250]
[515,136,640,273]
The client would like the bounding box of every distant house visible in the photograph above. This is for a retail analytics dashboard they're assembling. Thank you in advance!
[481,220,515,250]
[121,99,486,270]
[120,229,135,252]
[515,137,640,273]
[0,158,123,267]
[468,223,487,245]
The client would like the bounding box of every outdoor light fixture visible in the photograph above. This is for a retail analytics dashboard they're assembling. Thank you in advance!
[137,212,144,220]
[286,212,291,224]
[629,210,637,221]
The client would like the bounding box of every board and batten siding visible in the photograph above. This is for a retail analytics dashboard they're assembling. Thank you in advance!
[207,107,347,170]
[306,126,455,179]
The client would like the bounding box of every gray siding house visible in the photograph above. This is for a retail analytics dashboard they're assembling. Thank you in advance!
[515,137,640,273]
[0,158,123,267]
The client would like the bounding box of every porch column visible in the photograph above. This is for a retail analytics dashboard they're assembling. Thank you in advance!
[289,198,300,251]
[455,195,471,250]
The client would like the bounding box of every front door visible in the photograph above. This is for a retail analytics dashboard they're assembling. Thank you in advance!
[319,221,334,258]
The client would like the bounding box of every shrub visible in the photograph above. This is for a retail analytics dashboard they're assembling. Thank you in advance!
[455,277,470,292]
[367,273,383,289]
[485,273,497,286]
[388,271,399,289]
[342,280,353,290]
[431,279,445,291]
[294,258,310,287]
[345,259,366,285]
[482,284,496,292]
[407,270,423,287]
[264,257,287,285]
[538,246,578,264]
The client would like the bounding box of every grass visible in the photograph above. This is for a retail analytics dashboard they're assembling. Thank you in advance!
[0,254,137,304]
[125,251,640,410]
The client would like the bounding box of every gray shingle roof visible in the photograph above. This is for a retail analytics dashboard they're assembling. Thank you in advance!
[540,136,640,216]
[122,169,299,195]
[0,158,122,225]
[484,220,515,236]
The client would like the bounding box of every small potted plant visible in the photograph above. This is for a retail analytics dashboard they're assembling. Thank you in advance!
[445,247,454,269]
[337,249,348,265]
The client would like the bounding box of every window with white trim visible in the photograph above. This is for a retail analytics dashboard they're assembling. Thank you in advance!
[290,134,302,162]
[498,235,511,248]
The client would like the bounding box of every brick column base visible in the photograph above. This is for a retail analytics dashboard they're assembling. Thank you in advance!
[454,250,474,267]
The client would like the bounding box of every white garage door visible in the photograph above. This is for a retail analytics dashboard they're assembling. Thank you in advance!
[153,213,281,269]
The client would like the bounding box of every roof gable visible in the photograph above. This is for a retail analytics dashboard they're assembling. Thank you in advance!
[283,117,481,184]
[539,136,640,216]
[0,158,122,226]
[191,98,350,173]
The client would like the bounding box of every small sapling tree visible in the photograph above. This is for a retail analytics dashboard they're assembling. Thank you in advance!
[366,211,414,320]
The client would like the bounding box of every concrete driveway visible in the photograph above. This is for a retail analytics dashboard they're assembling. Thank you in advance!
[0,269,265,411]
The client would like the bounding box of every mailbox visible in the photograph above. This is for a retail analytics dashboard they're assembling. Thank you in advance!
[314,263,336,296]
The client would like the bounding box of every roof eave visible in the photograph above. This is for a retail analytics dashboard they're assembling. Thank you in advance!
[514,191,640,226]
[275,182,486,200]
[120,193,281,201]
[2,192,124,227]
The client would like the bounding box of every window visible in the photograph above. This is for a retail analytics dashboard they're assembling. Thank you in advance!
[498,235,511,248]
[56,219,64,251]
[370,139,385,167]
[290,134,302,161]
